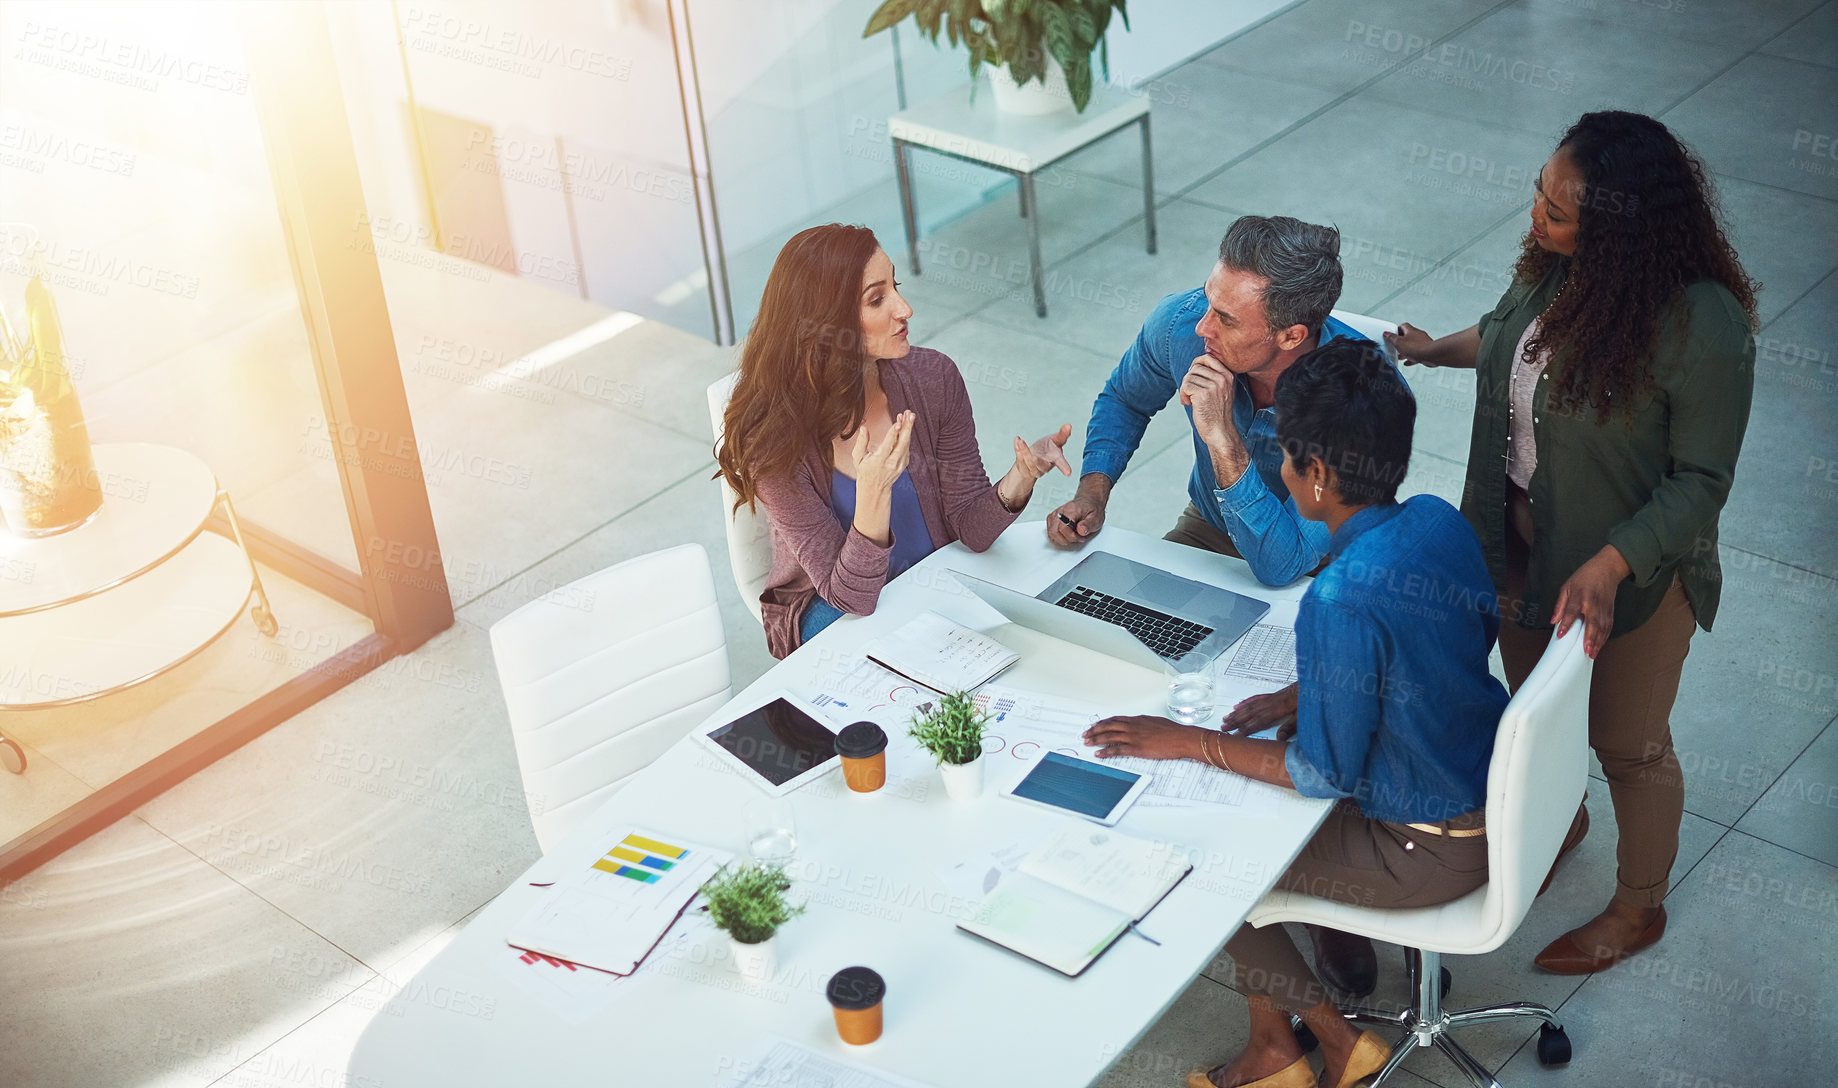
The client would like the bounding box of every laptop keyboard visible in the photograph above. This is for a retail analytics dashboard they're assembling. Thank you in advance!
[1054,585,1215,660]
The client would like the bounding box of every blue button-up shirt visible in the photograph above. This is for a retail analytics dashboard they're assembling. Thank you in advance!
[1081,288,1383,586]
[1284,496,1510,824]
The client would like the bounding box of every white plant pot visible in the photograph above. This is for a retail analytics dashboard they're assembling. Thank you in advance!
[730,934,777,981]
[938,755,986,801]
[985,53,1073,115]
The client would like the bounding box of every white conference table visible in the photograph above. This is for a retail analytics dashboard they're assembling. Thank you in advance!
[348,522,1332,1087]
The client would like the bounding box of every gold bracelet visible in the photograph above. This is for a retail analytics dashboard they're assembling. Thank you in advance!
[1194,731,1218,769]
[1212,732,1233,776]
[1203,731,1229,774]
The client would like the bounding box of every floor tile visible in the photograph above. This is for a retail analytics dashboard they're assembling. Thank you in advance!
[1360,1,1740,141]
[1661,54,1838,201]
[404,375,713,610]
[1668,551,1838,826]
[1710,173,1838,326]
[1099,435,1206,542]
[1735,716,1838,865]
[1196,0,1497,96]
[135,618,540,969]
[1760,0,1838,68]
[1185,97,1549,314]
[1494,830,1837,1086]
[1717,271,1838,577]
[458,470,779,694]
[1095,975,1248,1088]
[0,817,372,1088]
[1061,64,1340,195]
[205,906,486,1088]
[974,196,1242,355]
[1507,0,1823,52]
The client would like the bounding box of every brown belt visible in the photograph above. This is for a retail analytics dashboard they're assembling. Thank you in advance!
[1405,822,1487,838]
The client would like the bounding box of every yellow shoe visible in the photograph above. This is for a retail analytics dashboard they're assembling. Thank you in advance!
[1331,1031,1391,1088]
[1184,1055,1318,1088]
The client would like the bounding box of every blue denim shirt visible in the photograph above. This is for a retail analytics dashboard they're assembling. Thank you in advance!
[1283,496,1510,824]
[1081,288,1382,585]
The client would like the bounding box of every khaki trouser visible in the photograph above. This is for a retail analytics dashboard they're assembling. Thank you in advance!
[1163,502,1245,558]
[1225,803,1490,1010]
[1498,485,1694,909]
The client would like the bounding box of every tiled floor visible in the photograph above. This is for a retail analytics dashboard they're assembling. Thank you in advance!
[5,1,1835,1085]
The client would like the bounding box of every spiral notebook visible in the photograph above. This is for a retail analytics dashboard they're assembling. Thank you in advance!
[956,823,1191,977]
[863,610,1018,694]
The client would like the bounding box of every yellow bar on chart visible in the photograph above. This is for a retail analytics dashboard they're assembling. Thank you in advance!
[622,834,687,859]
[607,845,651,865]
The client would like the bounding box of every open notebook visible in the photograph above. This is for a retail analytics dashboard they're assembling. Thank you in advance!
[957,823,1191,977]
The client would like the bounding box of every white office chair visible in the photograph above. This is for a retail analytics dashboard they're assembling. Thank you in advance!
[1246,624,1594,1088]
[706,371,773,622]
[488,544,732,853]
[1329,309,1397,346]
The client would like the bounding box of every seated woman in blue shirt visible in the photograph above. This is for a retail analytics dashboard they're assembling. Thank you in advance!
[1083,338,1509,1088]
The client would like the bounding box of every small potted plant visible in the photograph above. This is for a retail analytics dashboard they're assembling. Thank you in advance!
[909,691,990,800]
[700,862,804,981]
[863,0,1130,115]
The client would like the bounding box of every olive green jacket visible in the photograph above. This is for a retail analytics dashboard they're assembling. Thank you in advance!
[1461,257,1754,634]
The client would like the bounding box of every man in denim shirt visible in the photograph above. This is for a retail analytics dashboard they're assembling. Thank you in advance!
[1047,215,1387,586]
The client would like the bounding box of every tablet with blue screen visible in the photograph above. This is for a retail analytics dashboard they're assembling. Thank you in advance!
[1000,750,1151,826]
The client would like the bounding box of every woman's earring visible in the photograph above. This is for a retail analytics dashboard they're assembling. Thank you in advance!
[1314,483,1323,503]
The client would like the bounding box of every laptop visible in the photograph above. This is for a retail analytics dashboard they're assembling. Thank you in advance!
[949,551,1270,672]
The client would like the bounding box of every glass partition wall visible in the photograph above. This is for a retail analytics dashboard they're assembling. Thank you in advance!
[0,1,451,879]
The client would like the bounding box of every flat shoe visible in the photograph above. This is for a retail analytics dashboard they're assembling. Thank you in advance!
[1534,905,1666,974]
[1537,804,1590,897]
[1331,1031,1391,1088]
[1185,1055,1317,1088]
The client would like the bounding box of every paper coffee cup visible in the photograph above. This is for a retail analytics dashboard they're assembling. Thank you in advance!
[833,722,888,793]
[826,965,885,1044]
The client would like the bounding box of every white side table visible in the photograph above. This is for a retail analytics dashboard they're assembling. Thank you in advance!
[0,442,279,772]
[889,81,1155,317]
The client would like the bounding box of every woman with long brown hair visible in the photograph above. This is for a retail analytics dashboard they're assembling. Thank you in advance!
[717,223,1072,658]
[1389,110,1757,973]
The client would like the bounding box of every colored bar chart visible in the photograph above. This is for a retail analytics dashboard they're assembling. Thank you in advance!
[591,833,689,883]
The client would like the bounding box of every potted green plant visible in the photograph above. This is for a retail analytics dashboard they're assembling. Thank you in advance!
[908,691,990,800]
[863,0,1130,115]
[700,862,805,981]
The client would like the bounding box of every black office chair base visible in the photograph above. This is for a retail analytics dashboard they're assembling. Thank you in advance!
[1293,947,1572,1088]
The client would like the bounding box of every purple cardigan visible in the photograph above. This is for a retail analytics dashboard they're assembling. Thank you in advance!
[755,347,1018,658]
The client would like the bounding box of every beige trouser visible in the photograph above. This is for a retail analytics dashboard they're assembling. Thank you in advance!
[1164,502,1245,558]
[1499,485,1695,909]
[1225,803,1490,1010]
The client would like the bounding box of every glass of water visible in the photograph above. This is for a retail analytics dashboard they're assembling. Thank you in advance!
[1165,651,1217,725]
[742,797,798,863]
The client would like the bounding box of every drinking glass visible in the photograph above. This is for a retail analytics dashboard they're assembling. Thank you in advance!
[1165,651,1217,725]
[741,797,797,863]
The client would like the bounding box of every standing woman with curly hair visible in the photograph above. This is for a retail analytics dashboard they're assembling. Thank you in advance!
[1388,111,1757,973]
[716,224,1072,658]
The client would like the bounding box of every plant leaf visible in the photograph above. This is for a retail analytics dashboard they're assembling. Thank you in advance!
[1063,49,1093,111]
[862,0,917,38]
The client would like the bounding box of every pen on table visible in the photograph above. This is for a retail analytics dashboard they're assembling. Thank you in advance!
[1127,921,1162,946]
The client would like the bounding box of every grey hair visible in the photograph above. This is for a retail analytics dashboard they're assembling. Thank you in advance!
[1216,215,1343,334]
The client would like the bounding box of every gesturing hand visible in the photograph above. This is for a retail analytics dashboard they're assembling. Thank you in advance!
[1552,545,1631,659]
[1385,323,1437,366]
[1013,424,1073,483]
[852,410,914,497]
[1221,682,1298,740]
[1081,715,1196,761]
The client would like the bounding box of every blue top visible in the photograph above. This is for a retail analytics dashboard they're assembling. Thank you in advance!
[1080,288,1398,586]
[1283,496,1510,824]
[828,470,935,584]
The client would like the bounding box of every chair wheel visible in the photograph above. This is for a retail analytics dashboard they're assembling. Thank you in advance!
[1440,966,1453,999]
[1537,1024,1571,1066]
[1293,1021,1318,1053]
[0,737,25,774]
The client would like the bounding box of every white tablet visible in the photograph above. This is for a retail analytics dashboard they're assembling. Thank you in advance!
[999,750,1151,827]
[695,690,842,796]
